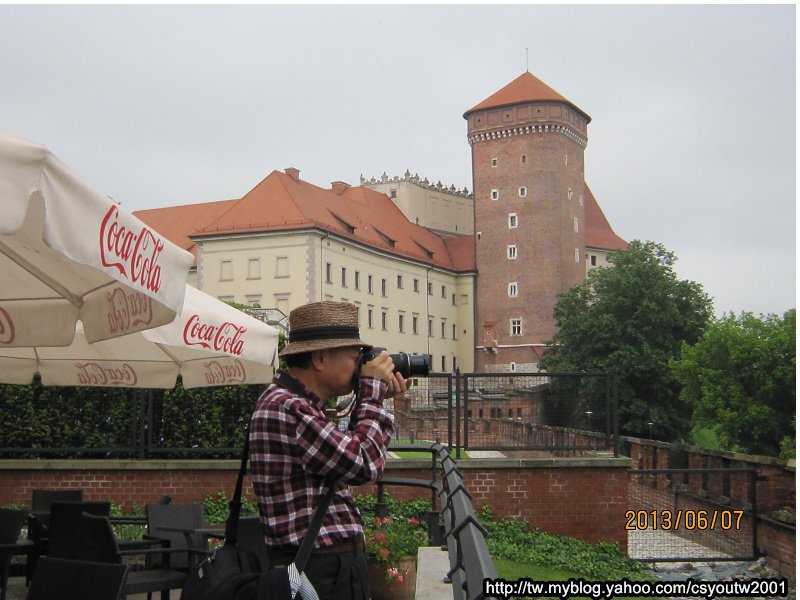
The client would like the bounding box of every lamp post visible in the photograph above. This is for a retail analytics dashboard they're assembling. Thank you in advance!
[647,421,654,439]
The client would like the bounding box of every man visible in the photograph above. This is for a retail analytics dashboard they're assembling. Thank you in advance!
[249,300,408,600]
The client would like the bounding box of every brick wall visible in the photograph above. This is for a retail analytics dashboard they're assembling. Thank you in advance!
[0,456,629,552]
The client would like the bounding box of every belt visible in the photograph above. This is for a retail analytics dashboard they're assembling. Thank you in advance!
[267,536,364,561]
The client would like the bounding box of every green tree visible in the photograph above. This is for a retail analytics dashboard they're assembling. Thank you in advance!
[540,240,713,441]
[671,310,796,456]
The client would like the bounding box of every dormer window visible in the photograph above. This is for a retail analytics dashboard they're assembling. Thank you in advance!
[374,227,396,248]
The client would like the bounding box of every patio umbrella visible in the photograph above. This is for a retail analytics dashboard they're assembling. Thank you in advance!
[0,285,279,388]
[0,129,194,347]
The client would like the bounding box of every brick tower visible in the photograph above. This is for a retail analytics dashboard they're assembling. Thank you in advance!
[465,72,591,372]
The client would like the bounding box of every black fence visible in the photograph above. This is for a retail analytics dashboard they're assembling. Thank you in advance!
[0,371,618,458]
[391,372,619,458]
[627,467,758,562]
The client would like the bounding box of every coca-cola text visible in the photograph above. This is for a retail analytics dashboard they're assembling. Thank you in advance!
[75,362,138,386]
[100,205,165,293]
[183,315,246,355]
[106,287,154,334]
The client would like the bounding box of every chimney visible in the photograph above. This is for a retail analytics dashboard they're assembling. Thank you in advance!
[284,167,300,182]
[331,181,350,195]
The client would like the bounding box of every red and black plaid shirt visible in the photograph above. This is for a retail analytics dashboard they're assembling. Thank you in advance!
[249,371,394,549]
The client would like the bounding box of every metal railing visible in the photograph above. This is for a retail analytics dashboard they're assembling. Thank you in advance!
[376,443,498,600]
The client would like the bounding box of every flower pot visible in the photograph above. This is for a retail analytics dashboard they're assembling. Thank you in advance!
[368,556,417,600]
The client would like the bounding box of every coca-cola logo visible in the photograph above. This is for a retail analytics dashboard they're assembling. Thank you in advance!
[75,362,138,386]
[99,205,165,294]
[183,314,246,356]
[202,359,247,385]
[0,308,15,345]
[105,287,154,335]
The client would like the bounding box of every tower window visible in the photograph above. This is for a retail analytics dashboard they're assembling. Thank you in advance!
[508,214,518,229]
[511,318,522,336]
[491,157,498,167]
[491,189,499,201]
[508,282,518,297]
[521,155,527,164]
[573,217,579,232]
[575,248,580,263]
[477,231,482,240]
[507,245,517,260]
[519,187,527,198]
[568,188,574,200]
[579,194,584,207]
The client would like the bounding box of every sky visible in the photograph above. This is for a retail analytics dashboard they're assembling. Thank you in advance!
[0,4,794,318]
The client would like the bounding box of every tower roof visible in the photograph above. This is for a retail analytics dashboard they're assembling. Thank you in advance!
[464,71,591,122]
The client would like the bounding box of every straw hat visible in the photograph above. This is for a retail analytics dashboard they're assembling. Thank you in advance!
[279,301,368,357]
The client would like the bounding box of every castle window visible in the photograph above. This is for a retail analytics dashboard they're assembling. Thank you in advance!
[508,213,518,229]
[398,312,405,333]
[390,189,397,198]
[381,309,388,331]
[381,278,387,297]
[220,260,233,282]
[579,194,584,207]
[521,155,527,164]
[275,256,289,278]
[413,278,419,292]
[367,307,374,329]
[507,245,517,260]
[511,318,522,336]
[477,231,482,240]
[565,154,568,165]
[491,189,499,201]
[325,262,332,284]
[397,275,403,289]
[247,258,261,280]
[412,314,419,335]
[574,217,579,232]
[491,157,498,167]
[590,255,598,267]
[568,188,574,200]
[368,275,373,294]
[519,187,527,198]
[508,282,518,297]
[575,248,580,263]
[354,271,361,290]
[341,267,347,288]
[510,362,517,372]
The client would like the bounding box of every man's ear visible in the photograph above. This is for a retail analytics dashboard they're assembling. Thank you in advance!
[310,349,327,371]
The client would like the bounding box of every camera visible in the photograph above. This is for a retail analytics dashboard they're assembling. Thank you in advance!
[359,347,431,379]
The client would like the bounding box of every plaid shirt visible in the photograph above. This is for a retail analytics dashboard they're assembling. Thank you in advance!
[249,371,394,549]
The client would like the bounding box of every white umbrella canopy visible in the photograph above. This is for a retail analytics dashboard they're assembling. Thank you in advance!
[0,129,194,347]
[0,285,280,388]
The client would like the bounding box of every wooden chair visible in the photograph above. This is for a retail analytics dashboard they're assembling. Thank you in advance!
[26,556,128,600]
[0,508,32,600]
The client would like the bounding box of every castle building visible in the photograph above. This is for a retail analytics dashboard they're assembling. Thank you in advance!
[464,72,625,371]
[135,72,626,374]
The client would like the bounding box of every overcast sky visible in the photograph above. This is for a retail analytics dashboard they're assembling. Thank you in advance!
[0,4,794,318]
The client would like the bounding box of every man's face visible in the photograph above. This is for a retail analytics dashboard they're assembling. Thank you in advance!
[318,346,362,397]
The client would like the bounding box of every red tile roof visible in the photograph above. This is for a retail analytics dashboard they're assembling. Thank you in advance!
[185,169,477,273]
[135,199,238,266]
[584,184,628,251]
[464,71,591,122]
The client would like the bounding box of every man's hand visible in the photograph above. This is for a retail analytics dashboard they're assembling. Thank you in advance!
[359,351,412,398]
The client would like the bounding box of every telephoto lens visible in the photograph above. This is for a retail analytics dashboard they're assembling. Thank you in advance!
[360,347,430,378]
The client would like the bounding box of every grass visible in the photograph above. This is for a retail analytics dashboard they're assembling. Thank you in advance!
[388,439,465,459]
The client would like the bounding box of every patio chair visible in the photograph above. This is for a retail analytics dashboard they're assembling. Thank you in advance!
[26,556,128,600]
[0,508,33,600]
[49,511,204,600]
[26,489,83,583]
[46,501,111,559]
[145,503,206,571]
